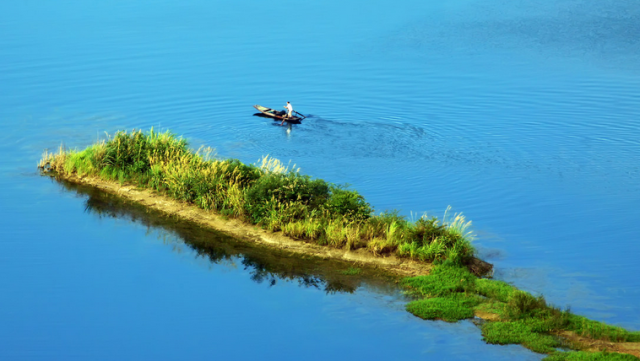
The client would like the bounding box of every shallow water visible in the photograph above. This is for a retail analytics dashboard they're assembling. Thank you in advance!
[1,0,639,359]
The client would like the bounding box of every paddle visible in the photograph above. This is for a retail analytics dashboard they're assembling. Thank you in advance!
[294,110,306,119]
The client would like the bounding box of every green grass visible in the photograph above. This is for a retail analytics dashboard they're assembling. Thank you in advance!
[402,264,476,297]
[475,278,517,303]
[566,315,640,343]
[406,294,481,322]
[43,128,477,266]
[482,320,562,353]
[543,351,640,361]
[475,299,508,318]
[400,263,639,358]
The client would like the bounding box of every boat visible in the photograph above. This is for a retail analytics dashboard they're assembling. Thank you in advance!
[253,105,306,124]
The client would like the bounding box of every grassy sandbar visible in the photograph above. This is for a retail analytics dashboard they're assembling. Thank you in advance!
[39,129,640,360]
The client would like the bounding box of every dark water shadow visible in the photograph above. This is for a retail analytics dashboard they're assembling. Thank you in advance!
[53,177,402,296]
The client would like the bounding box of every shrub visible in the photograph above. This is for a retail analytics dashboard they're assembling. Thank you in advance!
[244,173,329,224]
[326,185,372,221]
[218,159,261,187]
[506,291,548,319]
[411,216,447,246]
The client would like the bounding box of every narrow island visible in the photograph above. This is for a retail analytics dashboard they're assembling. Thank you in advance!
[39,129,640,360]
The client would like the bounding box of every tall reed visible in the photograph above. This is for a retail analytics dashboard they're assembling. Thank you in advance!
[41,128,476,265]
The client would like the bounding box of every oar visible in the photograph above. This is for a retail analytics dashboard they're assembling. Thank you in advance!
[294,110,306,119]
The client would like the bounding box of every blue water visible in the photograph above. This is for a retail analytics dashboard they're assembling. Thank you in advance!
[1,0,639,359]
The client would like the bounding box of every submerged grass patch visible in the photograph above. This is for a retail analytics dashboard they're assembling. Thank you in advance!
[40,128,477,266]
[482,320,562,353]
[406,293,481,322]
[402,264,476,298]
[566,315,640,343]
[401,264,640,359]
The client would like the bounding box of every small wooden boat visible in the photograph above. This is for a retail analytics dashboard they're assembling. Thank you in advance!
[253,105,305,124]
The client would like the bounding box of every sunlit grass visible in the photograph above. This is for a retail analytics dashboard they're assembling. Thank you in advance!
[482,320,562,353]
[475,278,517,303]
[255,154,299,175]
[40,128,477,266]
[567,315,640,343]
[406,293,481,322]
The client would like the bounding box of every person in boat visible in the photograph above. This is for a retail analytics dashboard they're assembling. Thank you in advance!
[281,101,293,125]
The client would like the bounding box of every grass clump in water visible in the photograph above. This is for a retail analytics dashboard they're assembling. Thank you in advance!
[479,290,571,353]
[406,293,481,322]
[41,128,477,267]
[402,265,479,322]
[481,290,640,357]
[401,264,640,358]
[566,315,640,343]
[403,264,477,298]
[482,320,562,353]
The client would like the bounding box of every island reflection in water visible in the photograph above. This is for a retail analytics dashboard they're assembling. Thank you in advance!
[55,177,402,297]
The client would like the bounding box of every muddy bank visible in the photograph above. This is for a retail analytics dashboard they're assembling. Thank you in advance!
[47,172,436,278]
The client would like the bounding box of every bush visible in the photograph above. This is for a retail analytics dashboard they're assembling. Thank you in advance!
[100,129,189,174]
[506,290,548,319]
[411,216,447,246]
[219,159,261,187]
[244,173,330,224]
[327,185,372,221]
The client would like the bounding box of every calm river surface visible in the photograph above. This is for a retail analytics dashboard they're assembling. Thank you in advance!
[1,0,639,359]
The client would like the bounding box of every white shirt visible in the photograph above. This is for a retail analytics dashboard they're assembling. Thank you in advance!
[285,103,293,113]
